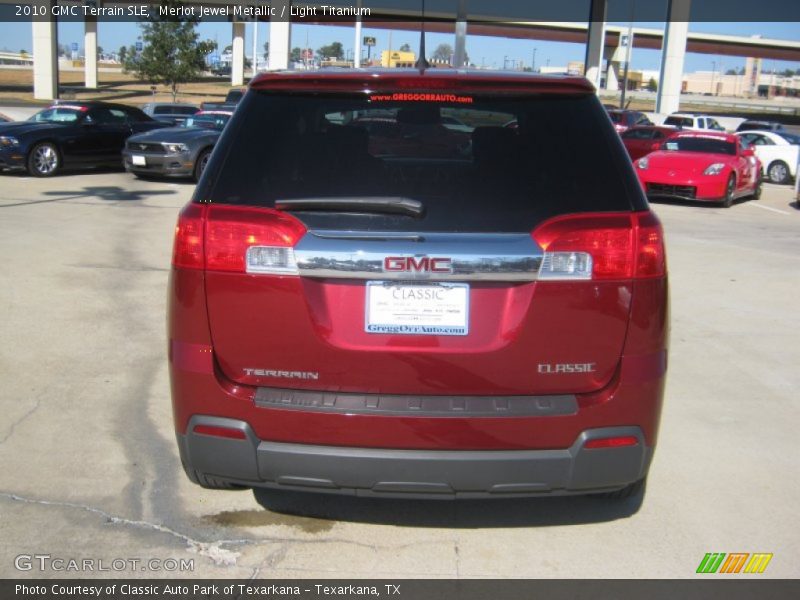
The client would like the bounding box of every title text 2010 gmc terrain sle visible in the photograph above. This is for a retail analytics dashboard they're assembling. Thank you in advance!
[168,70,669,501]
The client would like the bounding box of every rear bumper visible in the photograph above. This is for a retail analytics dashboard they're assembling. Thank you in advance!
[178,416,651,498]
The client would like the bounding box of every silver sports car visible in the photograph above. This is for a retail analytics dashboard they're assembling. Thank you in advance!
[123,110,232,181]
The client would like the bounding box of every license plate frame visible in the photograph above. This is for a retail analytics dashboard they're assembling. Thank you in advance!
[131,155,146,166]
[365,281,469,336]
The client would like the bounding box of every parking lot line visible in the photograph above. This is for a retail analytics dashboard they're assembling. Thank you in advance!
[745,203,792,216]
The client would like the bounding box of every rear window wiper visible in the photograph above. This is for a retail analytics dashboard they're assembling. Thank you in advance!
[275,197,424,218]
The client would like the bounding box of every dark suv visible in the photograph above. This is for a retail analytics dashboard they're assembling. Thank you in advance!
[169,70,669,500]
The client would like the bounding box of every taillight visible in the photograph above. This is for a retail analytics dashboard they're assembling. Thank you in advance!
[170,203,307,274]
[172,203,205,269]
[633,211,666,278]
[531,212,665,281]
[205,205,306,273]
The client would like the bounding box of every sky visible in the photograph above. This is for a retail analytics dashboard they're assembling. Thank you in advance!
[1,20,799,74]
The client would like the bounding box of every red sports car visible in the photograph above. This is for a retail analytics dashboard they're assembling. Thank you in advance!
[620,125,677,161]
[634,131,761,207]
[607,109,652,133]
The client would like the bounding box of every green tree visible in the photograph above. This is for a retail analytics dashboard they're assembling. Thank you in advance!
[263,41,269,62]
[725,68,737,75]
[124,3,216,101]
[290,47,303,63]
[647,77,658,92]
[317,41,344,60]
[399,43,411,52]
[432,43,453,62]
[118,46,127,63]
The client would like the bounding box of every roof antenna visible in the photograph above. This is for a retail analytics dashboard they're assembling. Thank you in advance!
[415,0,430,72]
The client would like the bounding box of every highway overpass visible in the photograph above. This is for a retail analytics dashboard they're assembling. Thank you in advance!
[3,0,800,114]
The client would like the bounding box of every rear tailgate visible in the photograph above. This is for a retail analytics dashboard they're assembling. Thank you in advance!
[200,82,645,396]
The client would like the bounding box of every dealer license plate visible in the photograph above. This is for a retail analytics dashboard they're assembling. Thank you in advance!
[365,282,469,336]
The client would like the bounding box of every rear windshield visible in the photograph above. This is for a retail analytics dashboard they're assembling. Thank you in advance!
[202,91,642,232]
[664,116,693,127]
[663,137,736,155]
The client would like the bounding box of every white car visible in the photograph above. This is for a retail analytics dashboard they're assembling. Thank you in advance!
[663,113,726,132]
[735,130,800,185]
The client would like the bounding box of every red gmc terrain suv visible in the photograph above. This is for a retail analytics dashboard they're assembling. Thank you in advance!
[168,70,668,500]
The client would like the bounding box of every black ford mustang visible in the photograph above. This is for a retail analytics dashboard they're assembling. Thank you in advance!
[0,101,171,177]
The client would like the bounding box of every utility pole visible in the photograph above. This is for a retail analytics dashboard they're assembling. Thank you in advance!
[620,23,634,109]
[532,47,537,72]
[354,0,362,68]
[252,18,258,77]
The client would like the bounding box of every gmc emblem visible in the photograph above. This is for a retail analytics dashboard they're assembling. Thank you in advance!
[383,256,453,273]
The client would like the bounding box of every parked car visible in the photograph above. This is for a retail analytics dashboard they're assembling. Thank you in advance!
[607,109,652,133]
[224,88,245,104]
[200,89,245,111]
[620,125,677,160]
[735,120,785,133]
[169,70,668,501]
[635,130,761,207]
[735,130,799,185]
[211,65,232,77]
[141,102,199,126]
[123,110,233,181]
[0,101,170,176]
[663,113,725,132]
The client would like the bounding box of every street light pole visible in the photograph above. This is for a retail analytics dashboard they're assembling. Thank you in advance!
[620,22,634,109]
[532,47,537,72]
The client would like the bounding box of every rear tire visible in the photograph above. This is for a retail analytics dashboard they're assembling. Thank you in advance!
[722,174,735,208]
[767,160,790,185]
[194,149,211,182]
[590,477,646,500]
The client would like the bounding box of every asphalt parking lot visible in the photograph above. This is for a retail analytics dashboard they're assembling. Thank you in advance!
[0,170,798,579]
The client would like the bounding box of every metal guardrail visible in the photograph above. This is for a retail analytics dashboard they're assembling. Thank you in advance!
[681,97,800,116]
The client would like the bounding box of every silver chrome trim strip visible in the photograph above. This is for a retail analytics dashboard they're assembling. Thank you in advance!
[294,230,543,281]
[255,387,578,417]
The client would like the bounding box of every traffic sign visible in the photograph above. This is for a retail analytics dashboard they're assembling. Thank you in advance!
[71,42,78,51]
[135,41,143,52]
[363,36,376,47]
